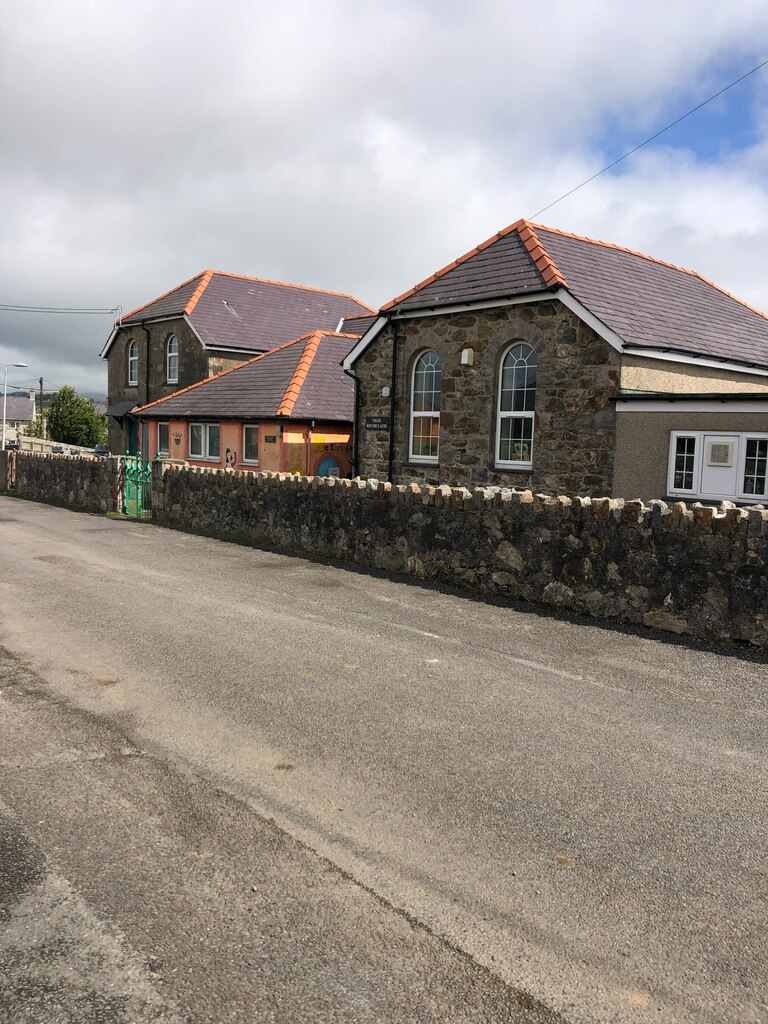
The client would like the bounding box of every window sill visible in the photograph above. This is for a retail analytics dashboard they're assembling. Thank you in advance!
[494,464,533,473]
[190,455,221,463]
[242,460,260,467]
[407,459,439,467]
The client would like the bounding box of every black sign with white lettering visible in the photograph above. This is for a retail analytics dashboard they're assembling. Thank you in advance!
[264,435,277,443]
[365,416,390,431]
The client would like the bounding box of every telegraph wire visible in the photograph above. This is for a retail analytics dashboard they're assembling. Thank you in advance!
[0,303,119,315]
[529,55,768,219]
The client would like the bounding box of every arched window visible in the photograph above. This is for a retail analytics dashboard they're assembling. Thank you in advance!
[127,339,138,386]
[496,343,537,468]
[410,350,442,463]
[166,334,179,384]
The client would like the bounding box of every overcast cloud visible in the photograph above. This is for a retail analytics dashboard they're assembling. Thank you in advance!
[1,0,768,396]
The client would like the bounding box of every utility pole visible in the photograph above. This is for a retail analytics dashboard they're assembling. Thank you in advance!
[39,376,45,438]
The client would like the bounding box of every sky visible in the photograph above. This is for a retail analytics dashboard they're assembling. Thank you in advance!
[1,0,768,398]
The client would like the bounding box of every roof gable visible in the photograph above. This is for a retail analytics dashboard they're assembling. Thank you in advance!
[371,219,768,370]
[133,331,356,422]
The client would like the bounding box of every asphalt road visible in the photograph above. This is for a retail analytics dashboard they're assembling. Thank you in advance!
[0,496,766,1024]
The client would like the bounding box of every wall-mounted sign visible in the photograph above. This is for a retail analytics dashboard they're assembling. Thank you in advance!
[365,416,390,431]
[264,435,277,443]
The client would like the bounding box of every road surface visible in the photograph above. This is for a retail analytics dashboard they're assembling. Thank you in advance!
[0,496,766,1023]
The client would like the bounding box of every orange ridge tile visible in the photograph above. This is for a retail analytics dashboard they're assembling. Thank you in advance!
[184,270,214,315]
[380,218,529,311]
[202,270,375,312]
[119,270,209,323]
[517,222,567,288]
[277,331,324,417]
[121,272,373,326]
[529,222,768,323]
[133,330,356,417]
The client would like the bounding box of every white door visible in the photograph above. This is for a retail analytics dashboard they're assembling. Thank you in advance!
[699,434,739,497]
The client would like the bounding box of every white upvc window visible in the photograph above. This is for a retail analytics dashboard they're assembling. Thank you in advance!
[189,423,221,461]
[669,433,699,493]
[496,343,537,469]
[409,350,442,463]
[667,430,768,501]
[157,421,170,456]
[166,335,179,384]
[243,424,259,464]
[127,339,138,386]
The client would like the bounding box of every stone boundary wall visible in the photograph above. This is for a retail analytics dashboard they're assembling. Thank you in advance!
[152,463,768,648]
[1,450,121,513]
[2,451,767,647]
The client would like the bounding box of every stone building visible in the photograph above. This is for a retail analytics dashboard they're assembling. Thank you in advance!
[101,270,373,454]
[343,220,768,502]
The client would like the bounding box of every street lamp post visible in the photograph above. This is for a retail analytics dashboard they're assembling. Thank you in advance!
[2,362,29,451]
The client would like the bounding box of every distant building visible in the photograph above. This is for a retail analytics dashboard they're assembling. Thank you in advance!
[2,391,36,442]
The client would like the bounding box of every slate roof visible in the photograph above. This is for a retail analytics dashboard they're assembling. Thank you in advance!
[377,219,768,369]
[110,271,373,355]
[340,313,378,336]
[133,332,357,422]
[3,395,34,421]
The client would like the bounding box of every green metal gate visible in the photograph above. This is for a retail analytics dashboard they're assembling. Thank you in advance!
[124,454,152,519]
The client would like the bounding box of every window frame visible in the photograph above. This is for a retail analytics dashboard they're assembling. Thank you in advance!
[157,421,170,456]
[667,432,700,495]
[127,339,138,386]
[408,349,442,465]
[242,424,259,465]
[667,430,768,501]
[495,343,537,471]
[166,335,179,385]
[189,422,221,462]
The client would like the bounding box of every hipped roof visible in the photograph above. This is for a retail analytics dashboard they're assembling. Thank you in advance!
[106,271,373,356]
[133,331,357,422]
[377,219,768,369]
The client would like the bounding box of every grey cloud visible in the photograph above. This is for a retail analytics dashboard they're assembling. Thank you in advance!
[1,0,768,394]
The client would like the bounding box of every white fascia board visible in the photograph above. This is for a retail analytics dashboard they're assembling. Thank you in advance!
[618,399,768,413]
[390,291,556,320]
[101,313,192,358]
[620,345,768,378]
[342,316,388,370]
[552,289,625,353]
[99,326,119,359]
[385,288,626,353]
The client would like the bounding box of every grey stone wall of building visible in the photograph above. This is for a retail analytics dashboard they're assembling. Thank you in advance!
[106,318,210,452]
[2,451,120,513]
[354,302,622,495]
[614,411,768,499]
[4,452,767,648]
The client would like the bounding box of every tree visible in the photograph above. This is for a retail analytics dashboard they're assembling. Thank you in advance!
[24,411,45,439]
[46,387,107,447]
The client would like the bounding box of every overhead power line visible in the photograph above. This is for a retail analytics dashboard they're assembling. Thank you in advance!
[0,303,119,315]
[530,55,768,219]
